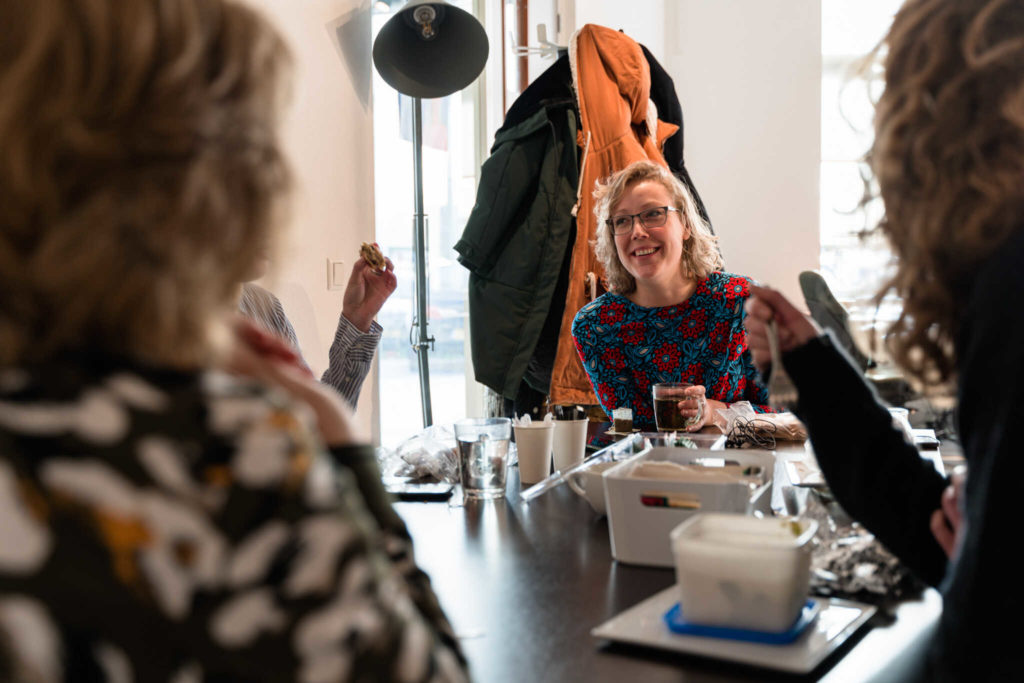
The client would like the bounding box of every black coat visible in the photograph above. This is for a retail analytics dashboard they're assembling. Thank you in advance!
[784,227,1024,680]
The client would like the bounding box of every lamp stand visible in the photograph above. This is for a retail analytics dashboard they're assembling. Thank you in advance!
[411,95,434,427]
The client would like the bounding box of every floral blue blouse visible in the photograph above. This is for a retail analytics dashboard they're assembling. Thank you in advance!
[571,271,770,430]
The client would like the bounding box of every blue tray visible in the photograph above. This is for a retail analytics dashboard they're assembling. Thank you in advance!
[663,599,820,645]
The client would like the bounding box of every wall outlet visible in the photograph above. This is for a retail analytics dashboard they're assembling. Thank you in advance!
[327,258,345,291]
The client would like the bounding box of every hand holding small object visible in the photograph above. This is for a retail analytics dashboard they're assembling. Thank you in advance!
[744,285,820,374]
[343,243,397,333]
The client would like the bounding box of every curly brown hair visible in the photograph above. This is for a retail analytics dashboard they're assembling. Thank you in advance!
[0,0,291,368]
[593,161,721,295]
[873,0,1024,384]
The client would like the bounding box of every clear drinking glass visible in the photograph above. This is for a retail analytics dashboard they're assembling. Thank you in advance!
[454,417,512,499]
[652,382,701,431]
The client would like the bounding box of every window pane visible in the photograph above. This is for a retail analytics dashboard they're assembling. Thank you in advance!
[820,0,902,324]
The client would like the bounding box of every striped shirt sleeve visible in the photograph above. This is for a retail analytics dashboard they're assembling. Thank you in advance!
[320,314,382,408]
[239,284,381,408]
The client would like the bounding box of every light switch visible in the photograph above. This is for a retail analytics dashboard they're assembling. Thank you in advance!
[327,258,345,291]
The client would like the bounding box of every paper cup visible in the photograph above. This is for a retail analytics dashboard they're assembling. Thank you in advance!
[552,419,588,472]
[514,423,554,485]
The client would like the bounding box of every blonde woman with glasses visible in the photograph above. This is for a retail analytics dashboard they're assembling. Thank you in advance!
[571,161,770,432]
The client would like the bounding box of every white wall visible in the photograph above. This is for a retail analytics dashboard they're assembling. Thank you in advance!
[574,0,821,304]
[246,0,378,440]
[571,0,666,63]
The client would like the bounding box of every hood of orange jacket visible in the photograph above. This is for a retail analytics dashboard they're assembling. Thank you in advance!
[549,24,678,405]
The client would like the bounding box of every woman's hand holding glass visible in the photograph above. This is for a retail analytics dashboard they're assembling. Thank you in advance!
[676,384,708,432]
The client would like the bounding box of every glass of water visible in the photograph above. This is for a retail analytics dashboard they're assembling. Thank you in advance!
[454,417,512,500]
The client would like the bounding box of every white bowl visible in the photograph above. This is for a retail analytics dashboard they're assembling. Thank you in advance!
[568,461,617,515]
[670,513,818,632]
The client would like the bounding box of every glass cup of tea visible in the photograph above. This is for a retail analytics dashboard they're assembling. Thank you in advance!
[454,417,512,499]
[652,382,702,431]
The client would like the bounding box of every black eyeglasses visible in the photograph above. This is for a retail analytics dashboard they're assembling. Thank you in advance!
[607,206,680,235]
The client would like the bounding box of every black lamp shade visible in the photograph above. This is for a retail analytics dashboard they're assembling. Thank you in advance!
[372,1,489,98]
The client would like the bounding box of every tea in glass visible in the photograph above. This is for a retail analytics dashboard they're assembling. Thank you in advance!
[652,382,699,431]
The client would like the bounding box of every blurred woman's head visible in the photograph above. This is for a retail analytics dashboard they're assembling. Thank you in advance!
[0,0,291,368]
[874,0,1024,383]
[593,160,721,295]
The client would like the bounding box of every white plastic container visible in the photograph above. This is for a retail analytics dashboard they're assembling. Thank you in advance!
[603,447,774,567]
[670,513,818,632]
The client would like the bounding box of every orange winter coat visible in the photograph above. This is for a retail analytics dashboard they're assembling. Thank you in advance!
[549,24,679,404]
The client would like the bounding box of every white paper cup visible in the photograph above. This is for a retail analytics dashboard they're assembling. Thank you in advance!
[514,423,554,485]
[552,419,588,472]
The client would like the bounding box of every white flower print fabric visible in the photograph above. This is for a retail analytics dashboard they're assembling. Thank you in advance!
[0,359,466,682]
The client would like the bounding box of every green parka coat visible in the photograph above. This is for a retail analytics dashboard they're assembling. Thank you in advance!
[454,103,579,399]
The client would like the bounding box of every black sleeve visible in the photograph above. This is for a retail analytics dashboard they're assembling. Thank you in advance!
[783,334,948,586]
[327,444,405,538]
[327,444,464,671]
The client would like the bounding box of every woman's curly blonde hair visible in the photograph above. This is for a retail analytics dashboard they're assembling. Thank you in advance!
[873,0,1024,385]
[0,0,291,368]
[593,161,721,295]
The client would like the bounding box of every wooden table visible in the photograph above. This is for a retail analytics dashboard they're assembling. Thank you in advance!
[395,443,942,683]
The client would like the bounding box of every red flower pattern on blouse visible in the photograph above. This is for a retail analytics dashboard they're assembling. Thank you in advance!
[681,309,708,339]
[635,371,652,400]
[727,276,750,298]
[652,343,680,373]
[711,374,732,400]
[682,363,703,385]
[602,347,626,371]
[600,303,625,325]
[729,337,745,361]
[621,321,644,345]
[657,304,680,319]
[597,381,617,407]
[709,322,730,354]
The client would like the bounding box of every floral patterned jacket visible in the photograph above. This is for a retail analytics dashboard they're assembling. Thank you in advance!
[571,271,770,430]
[0,354,466,682]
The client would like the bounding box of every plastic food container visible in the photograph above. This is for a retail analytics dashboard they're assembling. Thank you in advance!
[604,447,774,567]
[670,513,818,632]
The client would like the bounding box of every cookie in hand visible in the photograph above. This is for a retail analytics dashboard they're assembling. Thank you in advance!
[359,242,386,271]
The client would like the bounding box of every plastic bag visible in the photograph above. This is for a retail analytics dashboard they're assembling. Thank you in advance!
[714,401,808,447]
[377,423,459,484]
